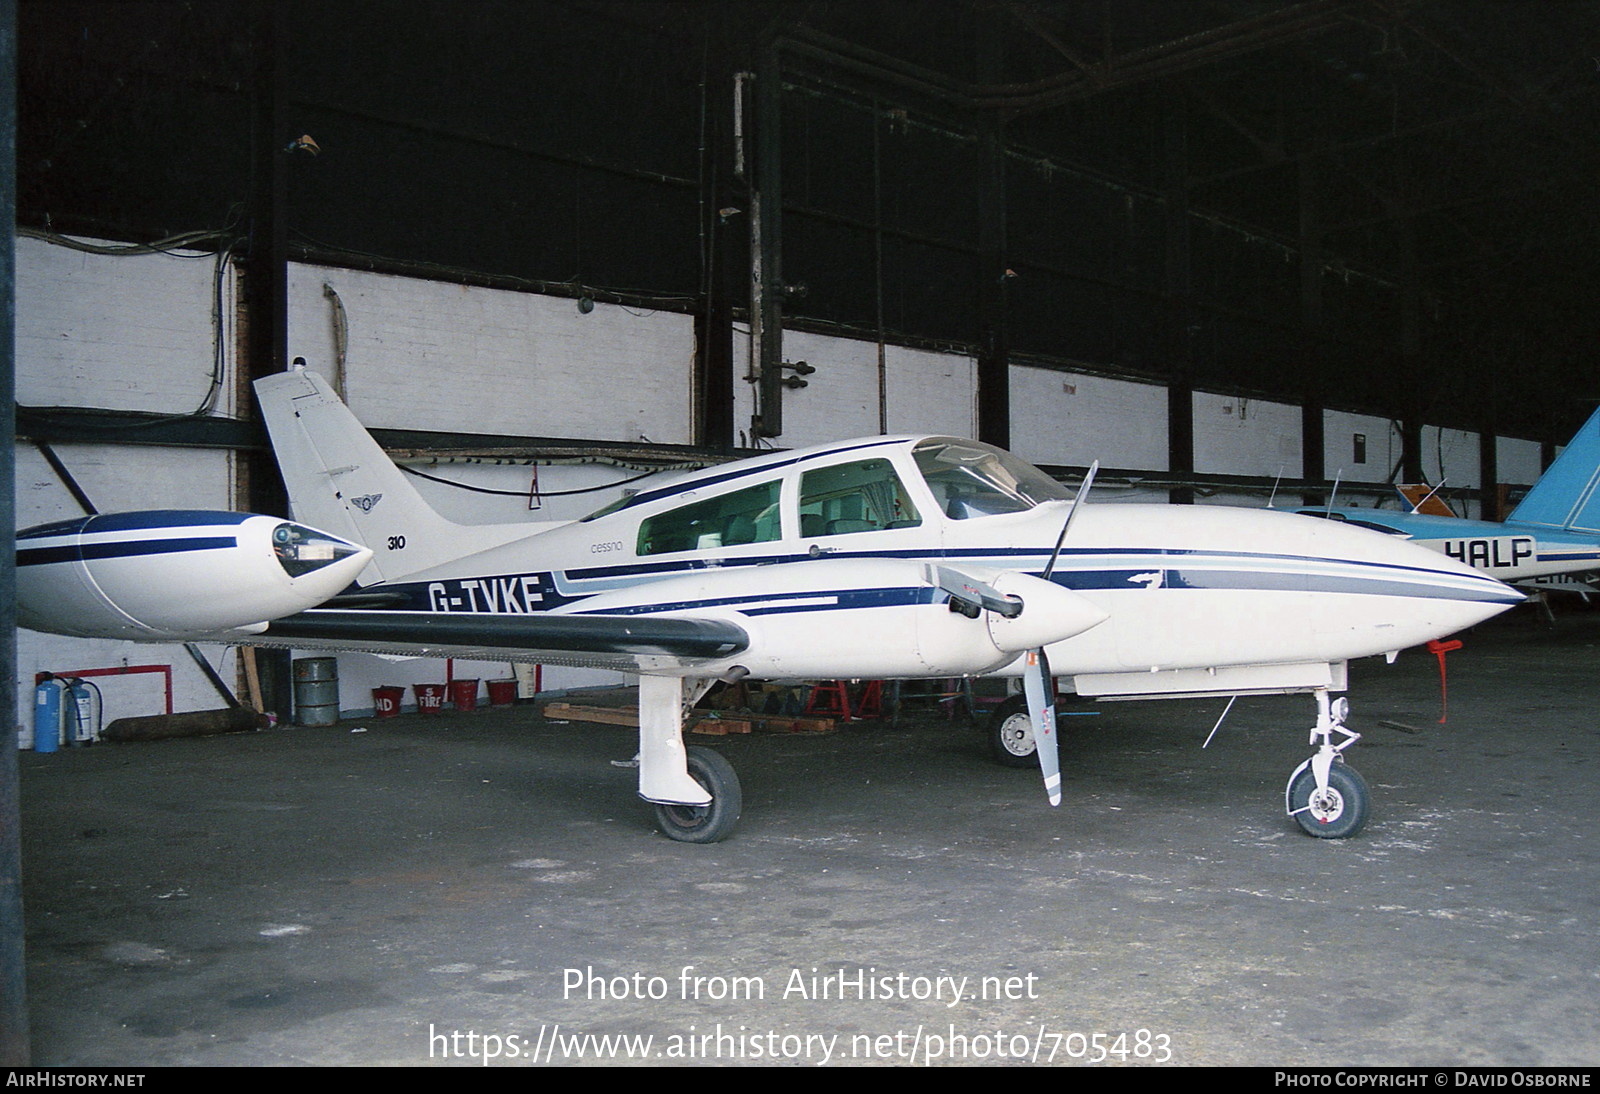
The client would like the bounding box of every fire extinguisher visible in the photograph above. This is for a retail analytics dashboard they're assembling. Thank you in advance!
[64,677,102,746]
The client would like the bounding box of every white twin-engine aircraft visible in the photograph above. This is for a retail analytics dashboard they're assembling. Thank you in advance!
[16,368,1522,843]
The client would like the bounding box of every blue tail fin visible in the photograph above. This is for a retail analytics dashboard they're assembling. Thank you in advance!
[1507,406,1600,532]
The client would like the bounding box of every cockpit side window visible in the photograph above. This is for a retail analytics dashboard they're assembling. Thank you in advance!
[913,439,1072,520]
[798,458,921,537]
[637,480,781,555]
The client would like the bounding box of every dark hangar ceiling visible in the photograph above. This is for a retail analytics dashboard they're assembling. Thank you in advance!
[19,1,1600,441]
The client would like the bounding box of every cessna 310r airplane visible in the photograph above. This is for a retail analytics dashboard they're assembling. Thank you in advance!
[1302,405,1600,590]
[16,367,1523,843]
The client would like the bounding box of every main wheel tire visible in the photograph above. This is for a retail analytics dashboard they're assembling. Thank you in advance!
[1288,762,1370,839]
[652,746,742,844]
[988,694,1040,768]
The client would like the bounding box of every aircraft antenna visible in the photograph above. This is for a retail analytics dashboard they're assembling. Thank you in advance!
[1202,695,1239,749]
[1044,461,1100,581]
[1266,465,1285,509]
[1410,479,1447,515]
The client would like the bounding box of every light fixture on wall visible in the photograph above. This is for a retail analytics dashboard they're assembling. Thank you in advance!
[781,360,813,388]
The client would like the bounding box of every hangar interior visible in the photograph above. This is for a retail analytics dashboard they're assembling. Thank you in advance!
[15,0,1600,723]
[7,0,1600,1067]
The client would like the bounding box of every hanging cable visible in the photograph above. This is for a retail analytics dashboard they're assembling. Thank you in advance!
[400,464,665,497]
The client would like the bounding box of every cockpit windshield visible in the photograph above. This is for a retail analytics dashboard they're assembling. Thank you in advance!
[912,439,1073,520]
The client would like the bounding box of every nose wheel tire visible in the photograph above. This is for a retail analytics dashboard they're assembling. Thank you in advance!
[1287,762,1370,839]
[653,746,742,843]
[988,694,1040,768]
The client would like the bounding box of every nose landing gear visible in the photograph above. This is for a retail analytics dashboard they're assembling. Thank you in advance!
[1285,690,1370,838]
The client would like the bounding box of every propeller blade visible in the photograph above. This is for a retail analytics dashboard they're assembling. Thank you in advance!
[1025,462,1097,807]
[1022,647,1062,807]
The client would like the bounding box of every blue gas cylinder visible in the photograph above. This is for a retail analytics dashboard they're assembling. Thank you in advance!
[33,676,65,753]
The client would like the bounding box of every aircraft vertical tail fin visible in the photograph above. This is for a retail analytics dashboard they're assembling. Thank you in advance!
[254,368,522,586]
[1506,407,1600,533]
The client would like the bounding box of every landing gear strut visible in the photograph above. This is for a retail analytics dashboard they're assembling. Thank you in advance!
[636,674,742,843]
[1284,689,1370,838]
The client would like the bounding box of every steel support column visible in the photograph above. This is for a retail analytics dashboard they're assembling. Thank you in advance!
[0,0,29,1064]
[694,27,739,450]
[1299,157,1327,505]
[1163,96,1194,505]
[244,0,292,717]
[976,114,1010,450]
[750,41,785,440]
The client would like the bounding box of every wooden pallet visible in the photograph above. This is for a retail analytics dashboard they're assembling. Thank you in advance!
[541,702,836,735]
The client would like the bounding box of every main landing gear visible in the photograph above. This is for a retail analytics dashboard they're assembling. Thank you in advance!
[635,674,742,843]
[1284,689,1370,839]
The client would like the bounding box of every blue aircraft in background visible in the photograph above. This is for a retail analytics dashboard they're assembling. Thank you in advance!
[1302,407,1600,589]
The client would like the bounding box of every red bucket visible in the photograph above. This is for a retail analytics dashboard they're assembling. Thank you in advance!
[372,686,405,718]
[449,678,480,712]
[486,678,517,707]
[414,683,446,715]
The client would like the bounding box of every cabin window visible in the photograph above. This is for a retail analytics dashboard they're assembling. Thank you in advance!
[636,481,781,555]
[798,458,921,537]
[913,438,1071,519]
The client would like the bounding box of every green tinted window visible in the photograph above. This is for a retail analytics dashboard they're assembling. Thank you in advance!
[798,458,921,537]
[637,481,781,556]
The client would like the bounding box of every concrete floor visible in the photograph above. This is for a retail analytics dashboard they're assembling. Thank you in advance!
[16,607,1600,1067]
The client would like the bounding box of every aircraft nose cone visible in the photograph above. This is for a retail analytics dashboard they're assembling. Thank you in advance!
[1303,512,1524,646]
[985,571,1109,652]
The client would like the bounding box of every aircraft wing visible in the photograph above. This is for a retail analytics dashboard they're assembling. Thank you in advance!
[249,609,751,671]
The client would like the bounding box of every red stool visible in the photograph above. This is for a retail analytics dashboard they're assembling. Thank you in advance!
[853,680,883,719]
[804,680,854,721]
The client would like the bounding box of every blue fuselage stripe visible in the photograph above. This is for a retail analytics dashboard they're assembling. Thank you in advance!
[17,537,238,568]
[367,545,1517,619]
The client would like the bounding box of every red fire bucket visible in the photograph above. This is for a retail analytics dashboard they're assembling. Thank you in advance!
[486,678,517,707]
[372,686,405,718]
[449,678,480,712]
[413,683,446,715]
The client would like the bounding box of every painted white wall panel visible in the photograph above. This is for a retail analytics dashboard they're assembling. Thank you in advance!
[1420,426,1481,491]
[1192,393,1301,478]
[1008,366,1168,470]
[15,443,233,525]
[884,345,977,438]
[17,634,242,749]
[16,235,232,415]
[1496,437,1542,487]
[753,330,881,446]
[730,329,978,448]
[289,265,695,443]
[1324,411,1397,484]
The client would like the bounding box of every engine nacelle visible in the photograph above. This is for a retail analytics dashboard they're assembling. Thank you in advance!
[17,511,372,639]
